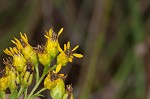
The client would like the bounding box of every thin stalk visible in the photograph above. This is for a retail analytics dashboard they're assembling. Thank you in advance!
[17,85,25,98]
[24,87,28,99]
[34,88,47,96]
[27,63,57,99]
[35,63,39,83]
[0,91,5,99]
[27,68,48,99]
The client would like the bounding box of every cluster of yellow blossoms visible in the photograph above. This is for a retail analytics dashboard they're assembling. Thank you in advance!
[0,28,83,99]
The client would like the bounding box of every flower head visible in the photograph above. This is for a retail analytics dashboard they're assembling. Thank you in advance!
[11,33,38,66]
[21,61,34,86]
[45,28,63,59]
[3,58,20,90]
[56,41,83,73]
[4,47,26,72]
[11,33,29,50]
[0,68,9,91]
[35,45,52,66]
[50,75,65,99]
[44,71,66,90]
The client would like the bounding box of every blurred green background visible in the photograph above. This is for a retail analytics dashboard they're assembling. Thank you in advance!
[0,0,150,99]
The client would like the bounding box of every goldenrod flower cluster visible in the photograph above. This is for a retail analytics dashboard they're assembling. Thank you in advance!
[0,28,83,99]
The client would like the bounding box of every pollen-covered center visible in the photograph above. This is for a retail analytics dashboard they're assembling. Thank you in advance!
[51,31,58,41]
[66,85,73,92]
[26,61,33,73]
[35,45,45,53]
[20,38,27,47]
[3,58,15,69]
[65,49,72,57]
[50,72,58,81]
[0,69,6,78]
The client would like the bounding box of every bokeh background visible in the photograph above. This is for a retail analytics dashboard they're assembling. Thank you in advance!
[0,0,150,99]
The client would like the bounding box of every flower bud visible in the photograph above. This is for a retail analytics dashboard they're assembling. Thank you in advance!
[8,70,19,90]
[3,58,20,90]
[44,72,57,90]
[36,45,52,66]
[45,28,63,59]
[21,61,34,86]
[50,78,65,99]
[4,47,26,72]
[0,69,9,91]
[12,33,38,66]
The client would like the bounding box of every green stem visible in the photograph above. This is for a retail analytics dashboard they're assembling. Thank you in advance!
[17,86,25,98]
[24,87,28,99]
[35,63,39,83]
[0,91,5,99]
[27,72,46,99]
[34,88,47,96]
[50,64,57,71]
[27,64,50,99]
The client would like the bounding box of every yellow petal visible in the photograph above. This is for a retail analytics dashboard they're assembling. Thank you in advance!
[64,44,67,51]
[58,28,63,37]
[20,33,24,40]
[58,45,64,53]
[13,47,18,54]
[45,31,48,35]
[11,40,17,45]
[44,35,49,39]
[4,48,12,56]
[69,58,73,62]
[73,53,83,58]
[59,74,64,77]
[72,45,79,52]
[10,47,15,55]
[14,37,20,45]
[13,37,23,50]
[55,64,62,73]
[21,33,28,43]
[24,33,28,40]
[67,42,70,49]
[49,29,52,37]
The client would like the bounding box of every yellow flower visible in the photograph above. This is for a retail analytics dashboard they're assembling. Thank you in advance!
[3,58,20,90]
[4,47,26,72]
[11,33,37,65]
[36,45,52,66]
[0,69,9,91]
[44,71,66,90]
[21,61,34,86]
[45,28,63,59]
[56,41,83,73]
[44,72,57,90]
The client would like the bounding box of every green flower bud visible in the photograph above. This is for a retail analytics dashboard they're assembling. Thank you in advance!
[50,78,65,99]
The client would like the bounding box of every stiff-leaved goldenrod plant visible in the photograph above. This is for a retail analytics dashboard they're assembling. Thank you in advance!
[0,28,83,99]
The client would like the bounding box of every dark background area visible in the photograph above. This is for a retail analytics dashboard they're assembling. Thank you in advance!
[0,0,150,99]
